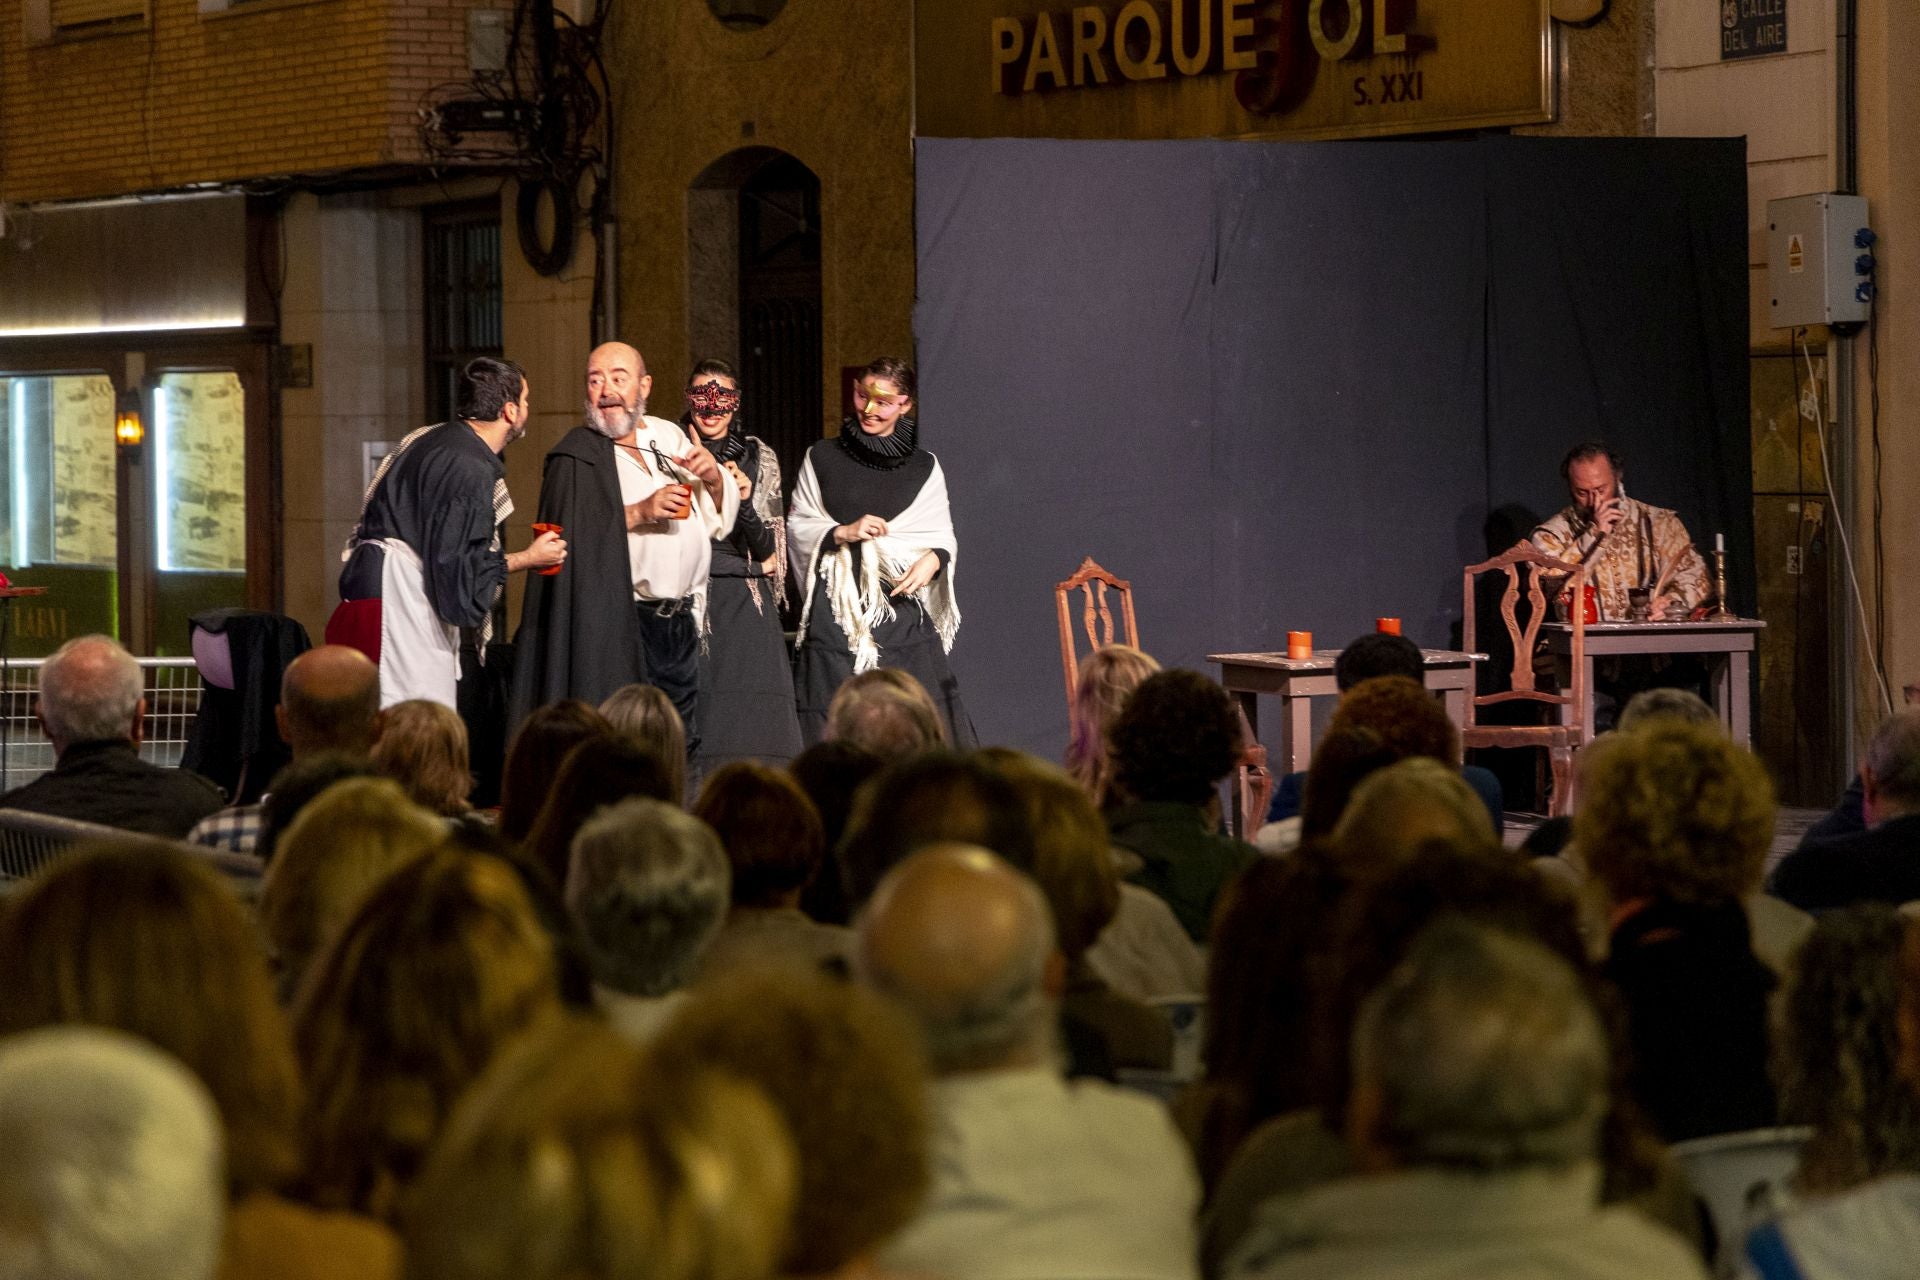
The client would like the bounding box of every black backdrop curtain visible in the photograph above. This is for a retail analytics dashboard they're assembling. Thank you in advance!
[913,135,1749,757]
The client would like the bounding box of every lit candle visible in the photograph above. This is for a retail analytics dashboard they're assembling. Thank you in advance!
[1715,533,1725,553]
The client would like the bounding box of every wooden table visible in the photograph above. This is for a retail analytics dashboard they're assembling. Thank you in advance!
[1209,648,1486,777]
[1538,618,1766,747]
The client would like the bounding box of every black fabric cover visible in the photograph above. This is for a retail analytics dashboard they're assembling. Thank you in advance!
[180,609,311,804]
[914,136,1749,757]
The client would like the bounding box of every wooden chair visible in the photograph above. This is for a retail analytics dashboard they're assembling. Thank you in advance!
[1461,542,1587,817]
[1054,558,1271,834]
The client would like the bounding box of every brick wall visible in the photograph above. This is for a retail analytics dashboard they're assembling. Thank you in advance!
[0,0,496,202]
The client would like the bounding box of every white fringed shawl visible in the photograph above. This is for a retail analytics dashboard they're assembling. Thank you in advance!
[788,451,960,673]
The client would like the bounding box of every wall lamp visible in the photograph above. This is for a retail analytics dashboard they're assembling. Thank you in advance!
[114,389,144,448]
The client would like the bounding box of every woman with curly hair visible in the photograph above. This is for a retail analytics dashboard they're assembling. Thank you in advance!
[1576,717,1779,1141]
[1105,669,1258,942]
[1063,644,1160,808]
[1776,906,1920,1196]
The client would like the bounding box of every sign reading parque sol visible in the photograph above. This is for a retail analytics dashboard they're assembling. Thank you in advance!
[915,0,1556,142]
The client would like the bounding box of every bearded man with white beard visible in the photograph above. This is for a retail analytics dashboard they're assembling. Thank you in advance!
[333,357,566,710]
[508,342,739,752]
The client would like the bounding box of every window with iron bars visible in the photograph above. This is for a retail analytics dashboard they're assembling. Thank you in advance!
[424,202,505,426]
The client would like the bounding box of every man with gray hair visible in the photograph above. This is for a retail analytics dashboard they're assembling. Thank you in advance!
[858,845,1200,1280]
[0,635,223,837]
[1771,709,1920,910]
[1228,920,1706,1280]
[0,1026,226,1280]
[566,796,730,1043]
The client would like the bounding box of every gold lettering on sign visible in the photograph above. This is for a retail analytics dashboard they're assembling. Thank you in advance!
[1170,0,1213,76]
[1309,0,1365,61]
[1025,12,1068,90]
[1073,6,1113,85]
[1222,0,1258,70]
[1114,0,1168,80]
[991,16,1025,92]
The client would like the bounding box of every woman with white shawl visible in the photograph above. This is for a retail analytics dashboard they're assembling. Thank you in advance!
[787,357,976,746]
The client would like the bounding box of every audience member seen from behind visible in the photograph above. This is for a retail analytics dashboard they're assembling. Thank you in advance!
[253,753,381,866]
[690,763,851,981]
[855,846,1202,1280]
[1774,906,1920,1197]
[978,748,1174,1072]
[565,797,730,1043]
[259,778,446,1002]
[1105,670,1258,943]
[1197,840,1691,1277]
[1226,920,1709,1280]
[1743,914,1920,1280]
[786,739,885,925]
[1179,846,1353,1195]
[1332,757,1499,875]
[825,668,949,759]
[598,683,689,804]
[292,847,560,1221]
[519,737,677,894]
[1296,675,1469,843]
[1064,644,1161,809]
[0,1027,227,1280]
[1770,710,1920,911]
[0,840,401,1278]
[497,700,611,843]
[1576,719,1779,1142]
[406,1015,796,1280]
[652,969,931,1279]
[370,699,473,819]
[187,644,380,855]
[837,750,1038,912]
[0,634,223,837]
[1265,635,1501,833]
[1616,686,1719,731]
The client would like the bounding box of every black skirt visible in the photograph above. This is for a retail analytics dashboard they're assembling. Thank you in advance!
[695,572,805,771]
[793,574,977,749]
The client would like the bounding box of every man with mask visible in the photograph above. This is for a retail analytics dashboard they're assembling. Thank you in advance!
[332,357,564,710]
[509,342,738,752]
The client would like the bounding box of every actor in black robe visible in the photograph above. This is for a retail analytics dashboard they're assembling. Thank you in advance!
[506,427,649,730]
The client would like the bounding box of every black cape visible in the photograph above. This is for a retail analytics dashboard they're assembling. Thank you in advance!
[507,427,648,730]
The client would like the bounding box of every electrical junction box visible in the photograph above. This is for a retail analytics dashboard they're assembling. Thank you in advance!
[1769,193,1874,329]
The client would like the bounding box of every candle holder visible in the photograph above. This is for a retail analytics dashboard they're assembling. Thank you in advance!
[1708,547,1736,621]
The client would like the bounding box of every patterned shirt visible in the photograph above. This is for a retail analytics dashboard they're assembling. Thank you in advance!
[187,803,264,855]
[1529,496,1709,622]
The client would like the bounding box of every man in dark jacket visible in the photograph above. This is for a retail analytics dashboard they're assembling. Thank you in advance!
[1770,709,1920,911]
[0,635,224,838]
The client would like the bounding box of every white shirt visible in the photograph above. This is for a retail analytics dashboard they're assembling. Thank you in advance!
[612,415,739,604]
[883,1066,1201,1280]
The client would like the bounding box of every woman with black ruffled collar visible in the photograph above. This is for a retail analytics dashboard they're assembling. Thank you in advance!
[786,357,976,747]
[682,358,805,772]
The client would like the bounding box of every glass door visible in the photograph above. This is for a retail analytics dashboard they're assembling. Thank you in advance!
[0,372,123,651]
[149,369,249,653]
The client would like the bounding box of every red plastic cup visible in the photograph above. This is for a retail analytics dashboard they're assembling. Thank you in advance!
[669,484,693,519]
[531,523,564,575]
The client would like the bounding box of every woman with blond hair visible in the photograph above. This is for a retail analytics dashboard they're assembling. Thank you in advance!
[0,840,400,1279]
[600,682,688,804]
[1064,644,1160,807]
[292,847,561,1219]
[259,777,447,1002]
[406,1015,796,1280]
[371,699,473,817]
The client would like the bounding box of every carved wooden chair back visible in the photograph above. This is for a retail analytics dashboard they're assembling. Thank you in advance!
[1055,556,1140,710]
[1460,541,1588,815]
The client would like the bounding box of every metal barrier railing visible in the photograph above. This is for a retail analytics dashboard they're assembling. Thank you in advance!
[0,658,202,792]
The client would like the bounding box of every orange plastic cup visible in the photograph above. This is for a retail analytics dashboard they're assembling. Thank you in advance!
[532,523,564,575]
[670,484,693,519]
[1286,630,1313,660]
[1376,617,1401,635]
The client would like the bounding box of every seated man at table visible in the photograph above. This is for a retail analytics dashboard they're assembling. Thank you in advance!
[1529,442,1710,622]
[1265,633,1502,835]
